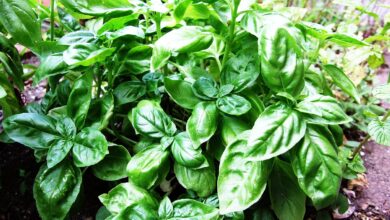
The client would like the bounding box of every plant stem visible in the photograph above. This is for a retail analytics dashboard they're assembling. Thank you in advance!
[221,0,239,68]
[351,110,390,159]
[155,14,162,39]
[50,0,55,41]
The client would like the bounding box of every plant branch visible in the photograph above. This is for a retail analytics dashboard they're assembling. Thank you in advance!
[351,109,390,160]
[50,0,55,41]
[221,0,240,68]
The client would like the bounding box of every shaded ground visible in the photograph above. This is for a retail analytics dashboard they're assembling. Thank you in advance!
[345,142,390,220]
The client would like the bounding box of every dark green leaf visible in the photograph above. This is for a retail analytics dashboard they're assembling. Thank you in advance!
[164,75,202,109]
[292,125,342,209]
[216,94,252,116]
[0,0,42,48]
[192,77,219,100]
[67,71,93,129]
[269,159,306,220]
[130,100,177,138]
[72,128,109,167]
[92,145,131,181]
[174,160,216,197]
[33,160,82,220]
[323,64,360,103]
[114,81,146,105]
[170,199,219,219]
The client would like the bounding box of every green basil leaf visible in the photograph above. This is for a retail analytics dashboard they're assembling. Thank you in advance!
[97,14,139,35]
[46,117,76,168]
[92,145,131,181]
[63,44,115,67]
[218,84,234,97]
[292,125,342,209]
[99,182,159,215]
[112,203,159,220]
[296,95,352,125]
[0,0,42,48]
[151,26,213,70]
[114,81,146,105]
[259,15,305,96]
[192,77,219,100]
[174,160,216,197]
[131,100,177,138]
[67,71,93,129]
[58,31,96,46]
[59,0,133,16]
[120,45,152,75]
[368,118,390,146]
[33,53,68,84]
[269,159,306,220]
[216,94,252,116]
[72,127,109,167]
[221,48,260,92]
[103,26,145,41]
[127,146,170,189]
[218,136,272,214]
[372,83,390,101]
[220,115,251,146]
[171,132,207,168]
[169,199,219,219]
[247,103,306,160]
[326,33,368,47]
[164,75,202,109]
[0,35,24,89]
[159,196,173,218]
[186,102,218,147]
[323,64,360,103]
[3,113,60,150]
[85,93,114,130]
[33,160,82,220]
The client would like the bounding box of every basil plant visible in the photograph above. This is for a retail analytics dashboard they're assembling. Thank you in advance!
[0,0,369,219]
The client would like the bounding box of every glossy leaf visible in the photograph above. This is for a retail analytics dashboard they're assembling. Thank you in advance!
[323,64,360,103]
[171,132,207,168]
[269,159,306,220]
[0,0,42,48]
[221,48,260,92]
[164,75,202,109]
[258,14,305,96]
[131,100,177,138]
[59,0,133,16]
[127,146,170,189]
[174,160,216,197]
[92,145,131,181]
[292,125,342,209]
[296,95,352,125]
[218,135,273,214]
[192,77,219,100]
[99,182,159,215]
[170,199,219,219]
[368,118,390,146]
[3,113,60,150]
[85,93,114,130]
[159,196,173,218]
[186,102,218,147]
[63,44,115,67]
[67,71,93,129]
[33,160,82,220]
[151,26,213,70]
[112,203,159,220]
[114,81,146,105]
[72,128,109,167]
[216,94,252,116]
[247,103,306,161]
[220,115,251,146]
[34,53,68,84]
